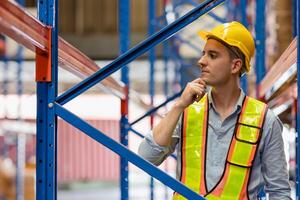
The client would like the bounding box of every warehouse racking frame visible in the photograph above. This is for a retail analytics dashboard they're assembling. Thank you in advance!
[0,0,299,199]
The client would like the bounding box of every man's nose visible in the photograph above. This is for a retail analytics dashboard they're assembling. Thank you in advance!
[198,55,207,69]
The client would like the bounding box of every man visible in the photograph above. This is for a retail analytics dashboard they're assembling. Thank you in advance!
[138,21,291,199]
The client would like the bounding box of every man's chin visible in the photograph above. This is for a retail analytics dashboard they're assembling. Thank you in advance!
[201,77,209,84]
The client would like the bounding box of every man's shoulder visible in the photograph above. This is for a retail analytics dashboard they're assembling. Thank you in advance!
[259,108,283,139]
[264,108,282,124]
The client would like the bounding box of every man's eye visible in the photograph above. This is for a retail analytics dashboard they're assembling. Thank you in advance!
[209,53,217,59]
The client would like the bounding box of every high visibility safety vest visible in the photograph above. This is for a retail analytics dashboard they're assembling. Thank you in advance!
[173,94,267,200]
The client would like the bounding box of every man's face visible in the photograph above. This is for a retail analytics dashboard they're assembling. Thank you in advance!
[197,39,233,86]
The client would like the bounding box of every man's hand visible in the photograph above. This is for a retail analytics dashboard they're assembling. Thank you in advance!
[176,78,206,109]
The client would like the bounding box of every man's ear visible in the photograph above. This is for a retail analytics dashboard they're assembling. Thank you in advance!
[231,59,243,74]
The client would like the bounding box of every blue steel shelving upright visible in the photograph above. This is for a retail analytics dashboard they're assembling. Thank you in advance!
[293,0,297,37]
[36,0,58,199]
[255,0,266,97]
[148,0,156,199]
[237,0,248,93]
[119,0,130,199]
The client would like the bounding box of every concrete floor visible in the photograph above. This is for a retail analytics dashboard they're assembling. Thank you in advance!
[58,165,175,200]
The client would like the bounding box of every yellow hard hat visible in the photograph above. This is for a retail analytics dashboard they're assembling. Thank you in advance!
[198,21,255,73]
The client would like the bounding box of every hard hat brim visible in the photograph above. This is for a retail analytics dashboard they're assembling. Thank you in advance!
[198,30,211,41]
[198,30,228,46]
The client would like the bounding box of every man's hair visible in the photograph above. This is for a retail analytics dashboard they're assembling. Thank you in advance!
[207,36,246,76]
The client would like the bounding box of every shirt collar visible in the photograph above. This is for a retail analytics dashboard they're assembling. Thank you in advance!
[207,87,245,111]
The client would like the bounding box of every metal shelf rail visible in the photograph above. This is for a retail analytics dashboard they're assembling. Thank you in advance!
[259,39,296,110]
[0,1,125,98]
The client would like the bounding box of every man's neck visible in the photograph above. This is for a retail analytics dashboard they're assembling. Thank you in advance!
[211,83,241,121]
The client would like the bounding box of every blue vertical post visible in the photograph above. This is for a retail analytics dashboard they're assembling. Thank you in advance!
[293,0,297,37]
[296,0,300,197]
[162,0,169,99]
[162,7,170,199]
[233,1,240,23]
[254,0,266,97]
[163,40,170,200]
[119,0,130,199]
[239,0,248,94]
[163,41,169,98]
[36,0,58,199]
[171,1,182,91]
[148,0,156,127]
[148,0,156,199]
[225,0,234,21]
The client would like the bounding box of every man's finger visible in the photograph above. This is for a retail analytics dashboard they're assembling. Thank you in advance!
[192,86,206,102]
[192,84,206,94]
[192,77,206,85]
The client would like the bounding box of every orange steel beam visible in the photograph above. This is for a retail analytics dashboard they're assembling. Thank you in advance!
[0,0,125,99]
[259,38,297,100]
[0,0,165,117]
[0,1,48,52]
[268,83,297,109]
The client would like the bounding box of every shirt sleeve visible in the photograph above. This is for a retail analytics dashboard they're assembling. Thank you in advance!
[261,109,292,200]
[138,116,181,166]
